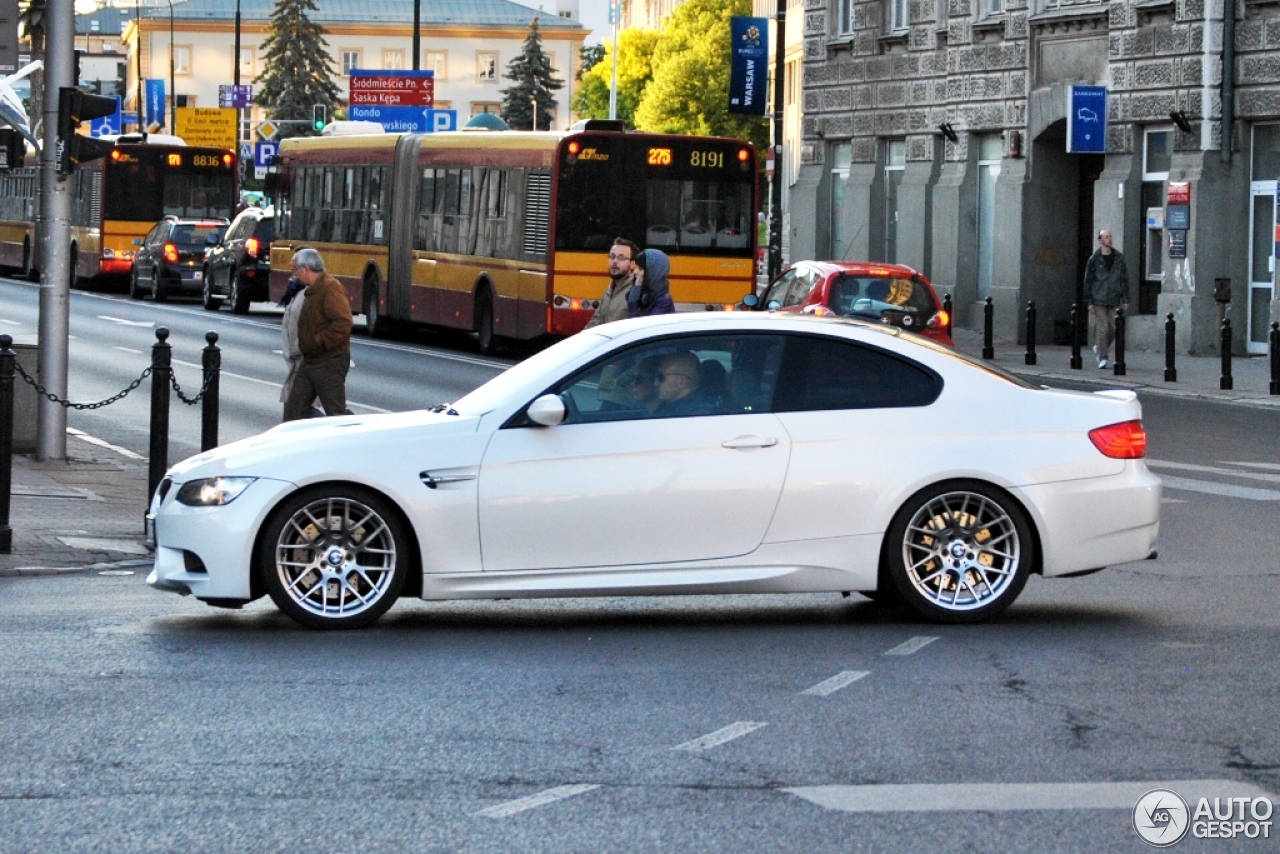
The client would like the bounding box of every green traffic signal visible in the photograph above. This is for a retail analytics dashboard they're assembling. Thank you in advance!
[313,105,327,131]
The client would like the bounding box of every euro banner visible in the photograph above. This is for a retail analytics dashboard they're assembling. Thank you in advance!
[728,16,768,116]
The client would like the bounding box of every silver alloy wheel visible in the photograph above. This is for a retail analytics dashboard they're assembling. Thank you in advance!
[899,488,1023,614]
[271,494,400,624]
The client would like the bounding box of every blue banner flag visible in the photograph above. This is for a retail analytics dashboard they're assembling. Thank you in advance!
[728,16,768,116]
[145,78,166,129]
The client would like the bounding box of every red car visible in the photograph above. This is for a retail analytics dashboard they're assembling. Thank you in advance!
[747,261,953,346]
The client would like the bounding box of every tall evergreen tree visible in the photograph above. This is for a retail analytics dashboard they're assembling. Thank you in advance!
[255,0,340,138]
[499,18,564,131]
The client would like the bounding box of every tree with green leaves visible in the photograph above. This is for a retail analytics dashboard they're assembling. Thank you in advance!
[578,44,604,78]
[633,0,766,149]
[572,28,659,128]
[499,17,564,131]
[255,0,340,138]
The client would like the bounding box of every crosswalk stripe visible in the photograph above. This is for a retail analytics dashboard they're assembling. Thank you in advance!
[672,721,768,751]
[1157,475,1280,501]
[1147,459,1280,484]
[884,637,938,656]
[474,784,600,818]
[802,670,871,696]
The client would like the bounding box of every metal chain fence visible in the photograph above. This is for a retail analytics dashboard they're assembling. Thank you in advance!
[11,360,213,408]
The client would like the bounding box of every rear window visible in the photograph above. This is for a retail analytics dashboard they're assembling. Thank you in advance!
[828,274,936,319]
[255,217,274,243]
[171,224,226,245]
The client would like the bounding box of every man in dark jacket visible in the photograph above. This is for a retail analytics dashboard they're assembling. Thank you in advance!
[283,248,354,420]
[1083,228,1130,369]
[627,249,676,317]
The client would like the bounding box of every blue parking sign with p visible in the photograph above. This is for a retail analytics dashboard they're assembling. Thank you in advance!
[255,141,278,169]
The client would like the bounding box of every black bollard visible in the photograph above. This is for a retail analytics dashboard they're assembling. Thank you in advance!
[1069,303,1082,370]
[942,292,953,340]
[1113,307,1127,376]
[1220,318,1234,390]
[1271,322,1279,396]
[1024,301,1037,365]
[0,334,13,553]
[201,331,221,452]
[1163,312,1177,382]
[148,328,172,503]
[982,297,994,359]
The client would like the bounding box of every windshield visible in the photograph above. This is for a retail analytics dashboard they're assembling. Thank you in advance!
[451,330,610,415]
[829,274,936,319]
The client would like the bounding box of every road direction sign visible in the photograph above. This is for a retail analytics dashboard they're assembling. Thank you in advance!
[349,69,434,107]
[348,105,456,133]
[218,84,253,109]
[89,96,122,137]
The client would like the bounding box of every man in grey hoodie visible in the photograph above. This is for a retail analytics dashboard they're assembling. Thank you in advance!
[1084,228,1130,369]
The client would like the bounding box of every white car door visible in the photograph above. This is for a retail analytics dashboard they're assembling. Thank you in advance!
[476,332,791,572]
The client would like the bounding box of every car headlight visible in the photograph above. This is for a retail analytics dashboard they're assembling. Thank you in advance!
[175,477,257,506]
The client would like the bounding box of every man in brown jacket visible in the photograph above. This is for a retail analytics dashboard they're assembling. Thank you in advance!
[283,248,354,420]
[583,237,640,329]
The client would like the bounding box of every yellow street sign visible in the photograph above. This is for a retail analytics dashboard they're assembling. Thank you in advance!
[256,120,279,141]
[175,107,238,149]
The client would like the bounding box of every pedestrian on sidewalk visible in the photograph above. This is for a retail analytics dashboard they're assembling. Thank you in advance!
[1084,228,1129,369]
[282,248,354,420]
[278,273,322,421]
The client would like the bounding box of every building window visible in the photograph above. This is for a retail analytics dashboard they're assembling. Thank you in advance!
[477,52,498,82]
[1143,128,1172,180]
[471,102,501,117]
[232,47,254,79]
[425,51,447,82]
[341,50,362,76]
[831,142,852,260]
[172,45,191,76]
[382,49,405,71]
[835,0,854,35]
[977,134,1002,300]
[985,0,1006,13]
[888,0,908,31]
[883,140,905,263]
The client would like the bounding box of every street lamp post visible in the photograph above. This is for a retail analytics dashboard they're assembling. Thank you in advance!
[531,96,537,131]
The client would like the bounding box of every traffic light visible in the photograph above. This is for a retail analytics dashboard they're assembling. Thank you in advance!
[0,128,23,170]
[56,87,116,174]
[313,104,327,131]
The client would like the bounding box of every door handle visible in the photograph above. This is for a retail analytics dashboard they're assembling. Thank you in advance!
[721,435,778,449]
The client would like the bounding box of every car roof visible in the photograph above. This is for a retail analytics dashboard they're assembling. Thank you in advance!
[794,260,925,278]
[162,216,230,226]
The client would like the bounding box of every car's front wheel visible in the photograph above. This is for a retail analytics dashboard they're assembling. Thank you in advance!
[201,269,219,310]
[885,481,1033,624]
[259,486,409,630]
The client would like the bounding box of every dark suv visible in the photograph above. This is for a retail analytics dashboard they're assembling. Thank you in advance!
[130,217,228,302]
[202,206,274,314]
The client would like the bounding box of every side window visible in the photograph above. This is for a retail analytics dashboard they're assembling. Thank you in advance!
[764,270,797,307]
[785,269,820,307]
[774,335,941,411]
[541,334,786,425]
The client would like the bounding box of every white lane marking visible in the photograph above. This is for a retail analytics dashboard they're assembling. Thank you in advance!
[473,784,600,818]
[1218,461,1280,471]
[96,316,156,327]
[1157,475,1280,502]
[113,346,144,354]
[0,318,21,326]
[801,671,870,696]
[171,358,391,413]
[884,637,938,656]
[67,427,145,460]
[1147,459,1280,484]
[672,721,768,752]
[785,779,1277,813]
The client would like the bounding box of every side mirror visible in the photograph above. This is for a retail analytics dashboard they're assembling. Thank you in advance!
[766,299,783,311]
[526,393,567,427]
[740,293,759,310]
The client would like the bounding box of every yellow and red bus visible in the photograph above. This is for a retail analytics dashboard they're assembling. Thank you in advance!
[0,137,237,284]
[267,121,758,352]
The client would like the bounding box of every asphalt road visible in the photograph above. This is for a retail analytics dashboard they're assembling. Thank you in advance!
[2,281,1279,852]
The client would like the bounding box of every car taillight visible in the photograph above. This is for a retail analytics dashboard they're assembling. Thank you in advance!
[163,243,179,263]
[1089,420,1147,459]
[245,236,260,257]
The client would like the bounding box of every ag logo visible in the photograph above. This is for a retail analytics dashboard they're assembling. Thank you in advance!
[1134,788,1190,846]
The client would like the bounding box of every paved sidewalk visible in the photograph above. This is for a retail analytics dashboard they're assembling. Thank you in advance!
[2,331,1277,577]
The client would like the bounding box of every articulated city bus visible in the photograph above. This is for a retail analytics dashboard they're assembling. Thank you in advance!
[0,136,237,284]
[267,122,758,352]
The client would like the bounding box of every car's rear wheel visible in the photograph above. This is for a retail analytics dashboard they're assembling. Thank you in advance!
[885,481,1032,624]
[154,276,169,302]
[230,269,251,314]
[260,486,408,630]
[129,268,144,299]
[201,269,219,310]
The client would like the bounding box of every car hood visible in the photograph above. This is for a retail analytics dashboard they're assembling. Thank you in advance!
[166,410,482,481]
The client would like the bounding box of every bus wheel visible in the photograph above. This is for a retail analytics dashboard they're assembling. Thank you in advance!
[475,290,496,356]
[364,275,391,339]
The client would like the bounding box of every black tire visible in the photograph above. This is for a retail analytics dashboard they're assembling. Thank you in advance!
[201,269,219,310]
[364,276,391,338]
[475,290,496,355]
[259,485,409,630]
[230,269,251,314]
[129,267,144,299]
[21,240,36,281]
[68,244,80,290]
[154,276,169,303]
[885,480,1034,624]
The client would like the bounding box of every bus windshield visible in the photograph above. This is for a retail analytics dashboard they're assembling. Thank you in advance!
[554,135,754,255]
[103,150,236,221]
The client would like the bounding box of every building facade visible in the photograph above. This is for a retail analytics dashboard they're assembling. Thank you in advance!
[790,0,1280,355]
[113,0,586,140]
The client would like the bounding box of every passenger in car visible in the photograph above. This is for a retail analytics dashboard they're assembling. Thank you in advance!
[651,352,714,417]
